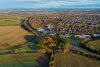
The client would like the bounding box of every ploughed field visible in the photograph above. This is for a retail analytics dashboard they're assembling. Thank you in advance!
[54,53,100,67]
[0,26,33,50]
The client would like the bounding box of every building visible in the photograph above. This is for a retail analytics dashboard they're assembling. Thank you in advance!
[65,34,75,37]
[37,27,45,32]
[47,24,54,29]
[75,34,91,38]
[92,34,100,38]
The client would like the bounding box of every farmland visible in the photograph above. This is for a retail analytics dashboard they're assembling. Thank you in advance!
[0,53,42,67]
[0,19,20,26]
[0,12,21,26]
[54,53,100,67]
[0,26,33,50]
[86,40,100,51]
[0,10,100,67]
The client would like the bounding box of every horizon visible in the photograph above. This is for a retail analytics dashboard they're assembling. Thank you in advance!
[0,7,100,11]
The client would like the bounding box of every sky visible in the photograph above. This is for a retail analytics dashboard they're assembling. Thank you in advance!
[0,0,100,9]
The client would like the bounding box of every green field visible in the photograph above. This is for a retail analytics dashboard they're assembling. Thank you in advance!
[0,19,20,26]
[0,53,41,67]
[0,62,37,67]
[87,40,100,51]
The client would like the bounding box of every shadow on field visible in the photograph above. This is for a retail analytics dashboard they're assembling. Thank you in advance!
[35,53,51,67]
[24,35,51,67]
[35,57,49,67]
[24,35,35,42]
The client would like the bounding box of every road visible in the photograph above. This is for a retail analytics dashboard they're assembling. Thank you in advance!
[21,19,41,42]
[71,40,100,60]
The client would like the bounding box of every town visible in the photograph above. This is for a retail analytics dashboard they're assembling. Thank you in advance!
[0,9,100,67]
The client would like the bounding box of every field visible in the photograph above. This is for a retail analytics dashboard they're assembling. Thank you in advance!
[0,25,48,67]
[0,13,22,26]
[0,53,41,67]
[0,19,20,26]
[54,53,100,67]
[86,40,100,51]
[0,26,33,50]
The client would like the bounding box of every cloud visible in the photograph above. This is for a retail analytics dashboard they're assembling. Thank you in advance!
[0,0,100,8]
[15,0,100,6]
[25,0,100,8]
[15,0,41,2]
